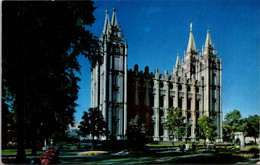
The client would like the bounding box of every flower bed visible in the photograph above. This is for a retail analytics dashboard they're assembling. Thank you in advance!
[78,151,108,156]
[39,148,59,164]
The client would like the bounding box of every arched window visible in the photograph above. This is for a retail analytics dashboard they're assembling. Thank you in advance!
[159,82,164,88]
[178,84,182,91]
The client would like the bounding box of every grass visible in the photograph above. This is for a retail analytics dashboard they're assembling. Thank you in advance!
[146,141,206,147]
[1,149,43,155]
[242,145,259,149]
[146,142,173,147]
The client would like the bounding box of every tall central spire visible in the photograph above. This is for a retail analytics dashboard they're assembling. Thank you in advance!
[186,23,196,52]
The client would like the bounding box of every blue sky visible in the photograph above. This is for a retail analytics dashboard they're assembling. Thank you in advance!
[75,0,260,122]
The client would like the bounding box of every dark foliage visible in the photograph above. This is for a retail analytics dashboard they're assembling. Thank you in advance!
[126,114,148,149]
[2,1,99,162]
[246,115,259,144]
[78,108,107,149]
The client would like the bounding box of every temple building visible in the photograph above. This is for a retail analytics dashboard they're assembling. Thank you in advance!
[91,7,222,141]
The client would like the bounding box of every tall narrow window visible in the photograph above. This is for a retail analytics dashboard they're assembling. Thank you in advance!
[212,102,215,111]
[169,97,173,108]
[178,98,182,109]
[187,98,191,110]
[196,100,200,111]
[150,94,154,107]
[112,107,118,134]
[212,73,216,86]
[113,75,118,86]
[212,89,215,99]
[113,91,117,102]
[160,95,164,107]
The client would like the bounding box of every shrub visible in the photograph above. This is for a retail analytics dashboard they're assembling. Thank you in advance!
[39,148,59,164]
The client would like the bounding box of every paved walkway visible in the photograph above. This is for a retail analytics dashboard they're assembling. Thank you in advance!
[57,146,257,164]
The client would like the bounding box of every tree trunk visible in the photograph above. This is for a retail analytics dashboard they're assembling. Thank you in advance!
[92,136,95,150]
[31,141,37,156]
[15,90,26,163]
[16,14,27,163]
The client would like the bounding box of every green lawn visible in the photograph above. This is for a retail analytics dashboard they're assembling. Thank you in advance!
[146,142,173,147]
[1,149,43,155]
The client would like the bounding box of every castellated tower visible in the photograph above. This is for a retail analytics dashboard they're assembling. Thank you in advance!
[91,7,128,139]
[91,8,222,141]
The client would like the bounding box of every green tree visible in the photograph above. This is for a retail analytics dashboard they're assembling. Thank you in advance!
[164,107,186,143]
[197,116,217,145]
[126,114,148,149]
[246,115,259,144]
[223,110,242,142]
[2,87,16,150]
[78,108,107,150]
[2,2,99,162]
[195,125,206,143]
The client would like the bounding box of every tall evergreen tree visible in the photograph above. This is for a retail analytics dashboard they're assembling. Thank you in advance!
[78,108,107,150]
[2,1,99,162]
[126,114,148,149]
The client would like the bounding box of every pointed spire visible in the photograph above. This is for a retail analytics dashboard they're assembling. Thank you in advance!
[111,6,118,27]
[102,8,110,35]
[205,28,212,47]
[175,52,180,68]
[187,23,196,52]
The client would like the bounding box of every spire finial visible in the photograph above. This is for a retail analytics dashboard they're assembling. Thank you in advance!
[190,23,192,31]
[106,8,109,14]
[113,5,116,12]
